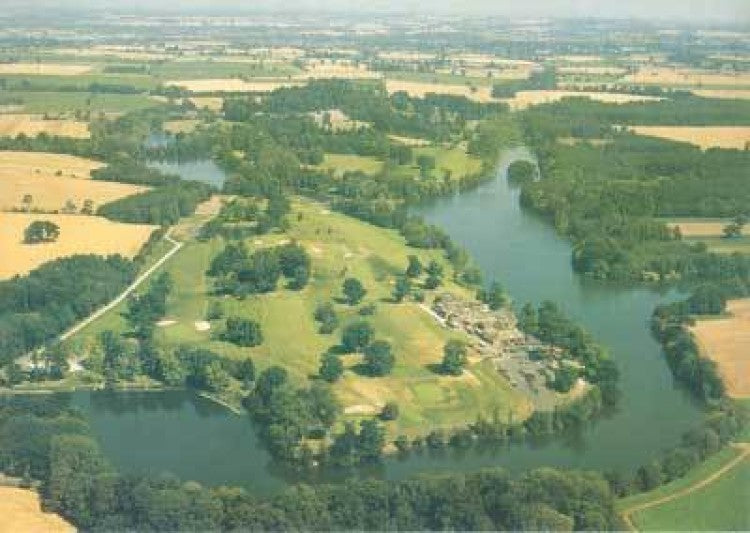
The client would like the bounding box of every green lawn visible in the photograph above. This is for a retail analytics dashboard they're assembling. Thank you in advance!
[629,455,749,531]
[689,236,750,254]
[314,153,385,176]
[73,197,528,436]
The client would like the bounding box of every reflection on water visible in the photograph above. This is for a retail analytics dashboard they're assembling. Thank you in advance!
[63,147,704,494]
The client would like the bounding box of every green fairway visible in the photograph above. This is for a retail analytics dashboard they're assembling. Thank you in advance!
[315,153,385,175]
[72,197,529,435]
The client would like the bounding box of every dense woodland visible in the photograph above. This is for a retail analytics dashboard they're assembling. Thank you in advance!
[518,99,750,283]
[0,256,137,370]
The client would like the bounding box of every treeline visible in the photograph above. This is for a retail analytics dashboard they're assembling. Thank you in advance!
[651,279,750,403]
[492,68,557,98]
[518,101,750,282]
[91,157,180,187]
[97,181,213,225]
[0,255,137,368]
[0,394,622,530]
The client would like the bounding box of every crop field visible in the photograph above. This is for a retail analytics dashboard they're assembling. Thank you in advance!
[388,134,432,146]
[667,219,747,237]
[163,119,201,134]
[0,91,164,114]
[384,79,496,102]
[622,67,750,87]
[690,299,750,398]
[0,114,90,138]
[166,78,306,93]
[691,89,750,100]
[75,198,530,436]
[502,90,662,110]
[0,151,147,212]
[0,487,74,533]
[188,96,224,111]
[619,445,750,531]
[0,212,156,279]
[630,126,750,150]
[0,62,93,75]
[556,66,627,75]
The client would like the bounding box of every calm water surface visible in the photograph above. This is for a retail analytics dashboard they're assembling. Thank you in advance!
[68,147,704,494]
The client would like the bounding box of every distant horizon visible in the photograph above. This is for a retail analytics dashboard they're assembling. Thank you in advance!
[3,0,749,25]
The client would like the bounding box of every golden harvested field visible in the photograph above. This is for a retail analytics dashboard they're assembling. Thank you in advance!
[630,126,750,150]
[166,78,305,93]
[377,50,436,61]
[667,220,747,237]
[0,487,74,533]
[436,66,534,80]
[385,79,496,102]
[189,96,224,111]
[622,67,750,87]
[503,90,662,110]
[0,62,92,75]
[163,119,201,134]
[553,55,605,63]
[0,114,89,138]
[691,299,750,398]
[0,213,156,279]
[388,134,432,146]
[691,89,750,100]
[298,63,381,79]
[556,66,628,75]
[0,151,146,212]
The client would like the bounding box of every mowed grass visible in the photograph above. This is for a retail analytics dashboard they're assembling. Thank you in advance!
[0,212,157,279]
[628,453,750,531]
[0,151,147,212]
[85,198,528,435]
[314,153,384,175]
[412,145,483,179]
[0,487,74,533]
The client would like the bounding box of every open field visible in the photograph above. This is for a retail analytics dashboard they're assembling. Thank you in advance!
[410,145,483,179]
[384,79,496,103]
[189,96,224,111]
[0,212,156,279]
[388,134,432,146]
[622,67,750,87]
[0,62,92,75]
[691,89,750,100]
[0,151,147,212]
[619,444,750,531]
[0,114,89,138]
[166,78,305,93]
[630,126,750,150]
[0,91,164,114]
[667,219,747,237]
[556,66,627,75]
[690,299,750,398]
[502,90,662,110]
[0,487,74,533]
[163,119,201,134]
[314,153,384,175]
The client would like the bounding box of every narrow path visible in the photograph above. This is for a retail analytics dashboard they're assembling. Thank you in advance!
[59,232,183,341]
[620,443,750,531]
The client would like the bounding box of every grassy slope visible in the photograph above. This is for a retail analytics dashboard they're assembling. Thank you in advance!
[630,456,749,531]
[0,91,164,114]
[103,199,529,436]
[315,153,385,175]
[618,399,750,531]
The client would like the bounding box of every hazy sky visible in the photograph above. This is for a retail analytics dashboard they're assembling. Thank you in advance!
[8,0,750,22]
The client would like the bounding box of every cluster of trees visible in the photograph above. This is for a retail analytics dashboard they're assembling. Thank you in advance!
[125,272,172,339]
[517,301,619,404]
[519,100,750,283]
[0,255,137,370]
[208,241,311,297]
[0,394,623,530]
[23,220,60,244]
[608,401,747,497]
[97,181,213,225]
[340,321,395,376]
[200,195,291,240]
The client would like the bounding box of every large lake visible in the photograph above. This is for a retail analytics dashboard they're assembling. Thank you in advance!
[67,147,704,494]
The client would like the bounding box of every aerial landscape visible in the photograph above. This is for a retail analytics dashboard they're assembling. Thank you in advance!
[0,0,748,530]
